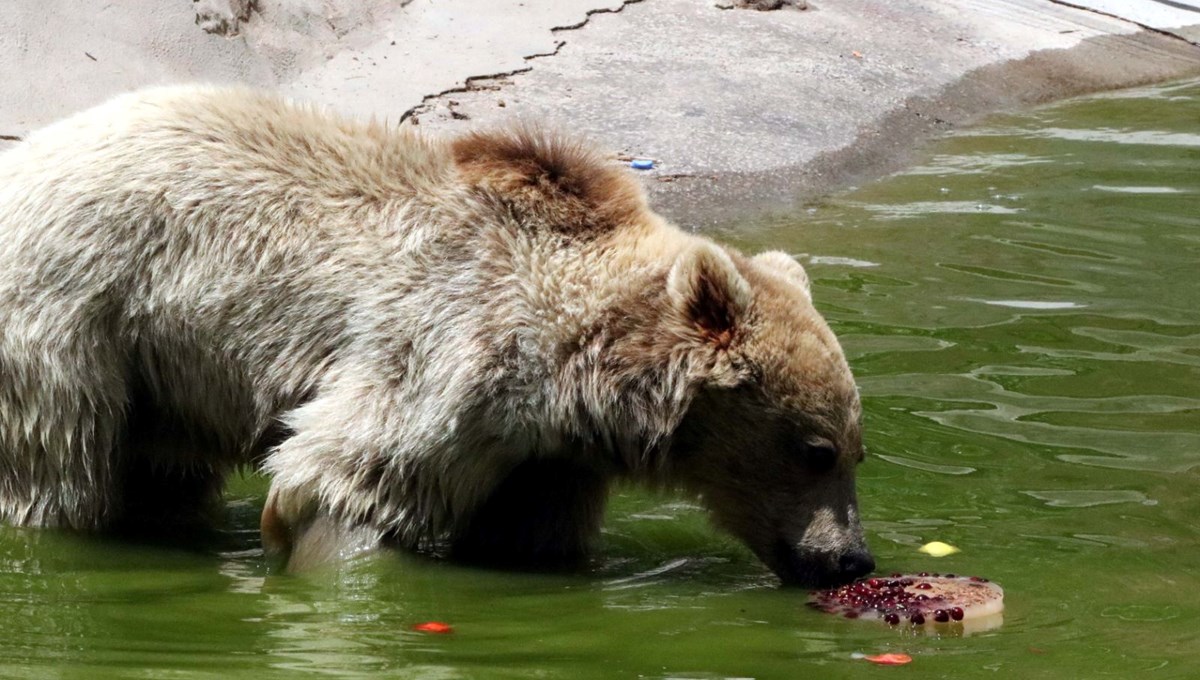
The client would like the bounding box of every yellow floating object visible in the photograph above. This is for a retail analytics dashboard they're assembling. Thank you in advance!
[919,541,961,557]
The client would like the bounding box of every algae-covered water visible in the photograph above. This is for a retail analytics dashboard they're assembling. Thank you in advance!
[3,80,1199,678]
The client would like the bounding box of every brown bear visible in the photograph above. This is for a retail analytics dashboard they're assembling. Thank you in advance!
[0,86,872,586]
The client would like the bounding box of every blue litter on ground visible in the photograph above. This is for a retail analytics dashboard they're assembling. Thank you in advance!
[630,159,654,170]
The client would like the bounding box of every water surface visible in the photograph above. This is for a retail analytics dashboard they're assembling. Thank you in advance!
[3,80,1199,678]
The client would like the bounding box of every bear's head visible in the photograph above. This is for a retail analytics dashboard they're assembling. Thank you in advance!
[450,125,870,585]
[663,244,873,587]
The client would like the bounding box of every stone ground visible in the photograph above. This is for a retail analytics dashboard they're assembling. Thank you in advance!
[2,0,1198,224]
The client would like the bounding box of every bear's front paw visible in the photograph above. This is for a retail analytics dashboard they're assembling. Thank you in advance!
[261,486,381,571]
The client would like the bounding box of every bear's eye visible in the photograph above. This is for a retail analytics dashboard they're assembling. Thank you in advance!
[803,437,839,473]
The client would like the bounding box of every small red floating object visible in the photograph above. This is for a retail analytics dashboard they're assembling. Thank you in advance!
[865,653,912,666]
[412,621,454,634]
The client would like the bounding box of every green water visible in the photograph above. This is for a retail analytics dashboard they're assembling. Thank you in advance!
[4,81,1200,679]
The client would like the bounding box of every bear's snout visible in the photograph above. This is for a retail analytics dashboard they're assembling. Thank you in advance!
[837,550,876,581]
[770,540,876,588]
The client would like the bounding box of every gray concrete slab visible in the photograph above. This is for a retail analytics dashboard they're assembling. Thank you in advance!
[279,0,634,122]
[2,0,1199,224]
[0,0,626,135]
[1065,0,1199,29]
[410,0,1200,224]
[413,0,1144,175]
[1059,0,1200,43]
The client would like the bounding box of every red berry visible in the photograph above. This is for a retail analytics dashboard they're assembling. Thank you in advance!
[950,607,964,621]
[933,609,950,622]
[910,613,925,625]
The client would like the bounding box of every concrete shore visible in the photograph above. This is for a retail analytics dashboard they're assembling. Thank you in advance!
[3,0,1198,225]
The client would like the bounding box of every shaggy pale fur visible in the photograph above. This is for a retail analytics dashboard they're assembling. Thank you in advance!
[0,86,871,585]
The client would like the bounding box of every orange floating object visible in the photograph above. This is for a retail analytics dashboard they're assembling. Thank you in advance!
[412,621,454,634]
[865,653,912,666]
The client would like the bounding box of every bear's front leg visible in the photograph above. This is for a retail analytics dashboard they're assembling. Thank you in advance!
[449,456,609,567]
[259,377,543,570]
[260,368,611,570]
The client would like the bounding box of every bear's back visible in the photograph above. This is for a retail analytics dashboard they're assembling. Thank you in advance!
[1,86,455,232]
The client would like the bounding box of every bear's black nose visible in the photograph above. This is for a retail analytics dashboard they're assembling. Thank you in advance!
[837,551,875,579]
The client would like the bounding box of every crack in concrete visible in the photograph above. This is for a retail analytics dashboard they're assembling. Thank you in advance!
[714,0,808,10]
[399,70,529,124]
[525,39,568,61]
[400,0,645,124]
[549,0,645,31]
[1046,0,1200,47]
[399,69,527,124]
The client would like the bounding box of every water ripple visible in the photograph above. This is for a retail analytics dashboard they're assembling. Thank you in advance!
[1092,185,1186,194]
[854,200,1022,219]
[1020,490,1152,508]
[876,453,976,475]
[978,300,1085,310]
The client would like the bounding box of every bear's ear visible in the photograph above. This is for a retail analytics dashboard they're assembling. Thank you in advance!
[668,243,752,349]
[451,125,646,234]
[754,250,810,299]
